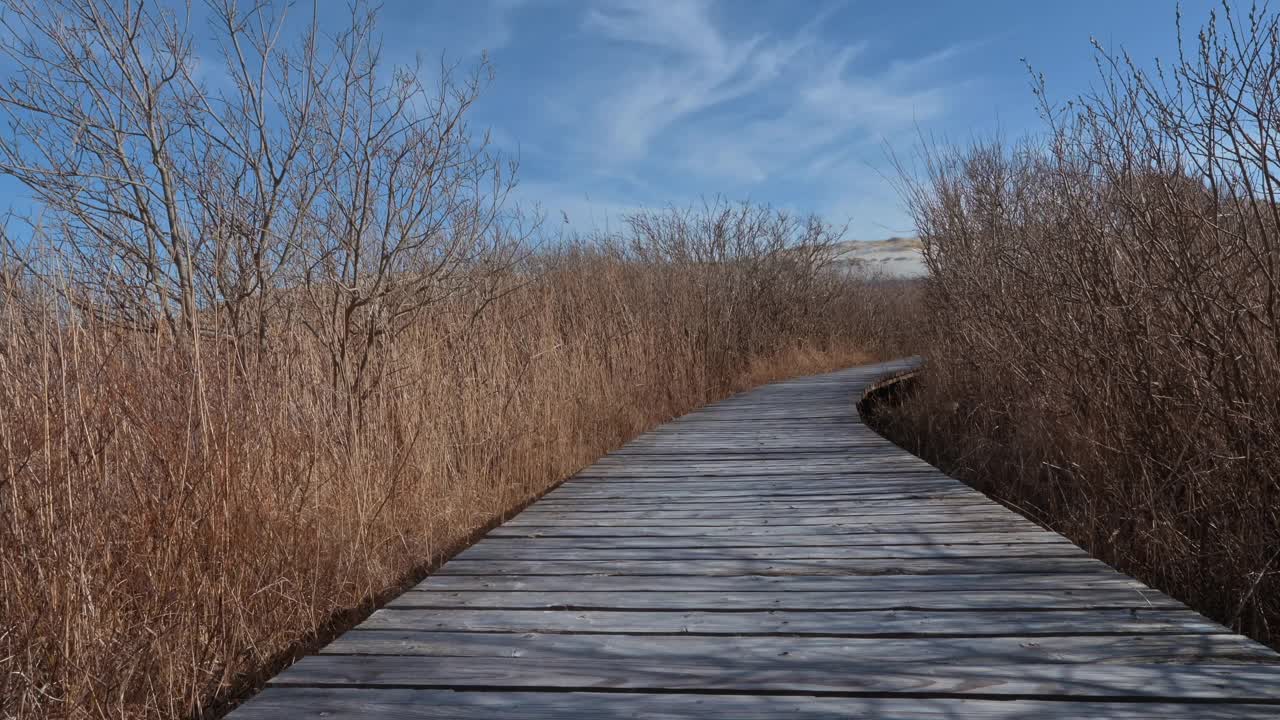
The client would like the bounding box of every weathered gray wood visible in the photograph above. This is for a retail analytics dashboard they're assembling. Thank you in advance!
[538,487,977,503]
[467,531,1074,548]
[451,542,1088,562]
[568,472,944,481]
[500,513,1036,528]
[411,572,1153,594]
[227,358,1280,719]
[512,501,1020,514]
[544,476,971,488]
[517,498,1002,516]
[435,557,1105,576]
[232,688,1280,720]
[552,481,971,495]
[321,630,1272,665]
[357,607,1225,635]
[274,655,1280,701]
[554,483,970,498]
[489,520,1046,537]
[471,527,1070,543]
[519,496,1005,511]
[575,464,941,476]
[542,480,977,494]
[387,588,1182,610]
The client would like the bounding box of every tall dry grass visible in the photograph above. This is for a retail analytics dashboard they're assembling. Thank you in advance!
[880,2,1280,649]
[0,214,906,720]
[0,3,919,717]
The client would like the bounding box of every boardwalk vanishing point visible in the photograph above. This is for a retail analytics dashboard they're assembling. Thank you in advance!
[230,359,1280,719]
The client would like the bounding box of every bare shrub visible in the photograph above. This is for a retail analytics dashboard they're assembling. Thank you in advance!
[0,4,913,717]
[0,219,903,719]
[886,2,1280,647]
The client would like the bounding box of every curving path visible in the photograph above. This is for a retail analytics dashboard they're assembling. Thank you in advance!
[230,359,1280,718]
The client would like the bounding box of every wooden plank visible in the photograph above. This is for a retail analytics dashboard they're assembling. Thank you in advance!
[386,588,1183,610]
[499,514,1035,529]
[499,516,1041,529]
[614,440,895,445]
[556,471,956,480]
[272,655,1280,701]
[235,688,1280,719]
[521,495,995,510]
[511,504,1017,521]
[538,487,976,502]
[601,453,907,458]
[594,447,926,455]
[526,491,993,505]
[578,461,937,470]
[321,630,1271,665]
[563,469,949,476]
[224,359,1280,718]
[488,521,1047,537]
[411,572,1153,594]
[466,531,1074,548]
[542,480,975,493]
[435,557,1107,576]
[578,458,940,467]
[527,491,1002,504]
[545,483,970,498]
[612,444,914,451]
[507,511,1023,525]
[568,470,947,480]
[592,454,928,462]
[570,471,942,480]
[527,491,993,503]
[356,607,1225,635]
[557,476,962,488]
[451,543,1089,562]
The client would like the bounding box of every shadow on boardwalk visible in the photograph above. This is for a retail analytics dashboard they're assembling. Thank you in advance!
[228,359,1280,719]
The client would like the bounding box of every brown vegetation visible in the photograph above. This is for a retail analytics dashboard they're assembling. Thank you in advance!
[1,232,901,720]
[0,2,915,718]
[879,2,1280,650]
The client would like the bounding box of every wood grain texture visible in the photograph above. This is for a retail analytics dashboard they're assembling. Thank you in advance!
[319,630,1273,664]
[450,542,1088,562]
[385,588,1185,611]
[468,531,1075,548]
[410,572,1154,594]
[355,607,1226,635]
[487,520,1046,537]
[226,358,1280,718]
[231,688,1280,720]
[433,556,1109,575]
[274,655,1280,700]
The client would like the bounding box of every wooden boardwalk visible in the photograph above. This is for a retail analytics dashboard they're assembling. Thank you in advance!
[231,359,1280,718]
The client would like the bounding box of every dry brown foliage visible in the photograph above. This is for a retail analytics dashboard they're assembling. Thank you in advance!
[0,5,917,717]
[882,2,1280,650]
[0,216,911,719]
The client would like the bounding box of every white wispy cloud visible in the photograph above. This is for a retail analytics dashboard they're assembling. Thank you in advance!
[677,39,965,191]
[573,0,965,187]
[498,0,978,237]
[581,0,797,160]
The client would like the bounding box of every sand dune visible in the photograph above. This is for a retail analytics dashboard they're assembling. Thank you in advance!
[829,237,925,277]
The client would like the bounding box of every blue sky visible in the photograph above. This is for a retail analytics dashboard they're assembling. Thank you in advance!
[0,1,1231,240]
[393,0,1225,239]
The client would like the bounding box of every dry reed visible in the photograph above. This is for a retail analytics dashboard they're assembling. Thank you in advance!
[0,4,918,717]
[0,220,908,720]
[880,1,1280,650]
